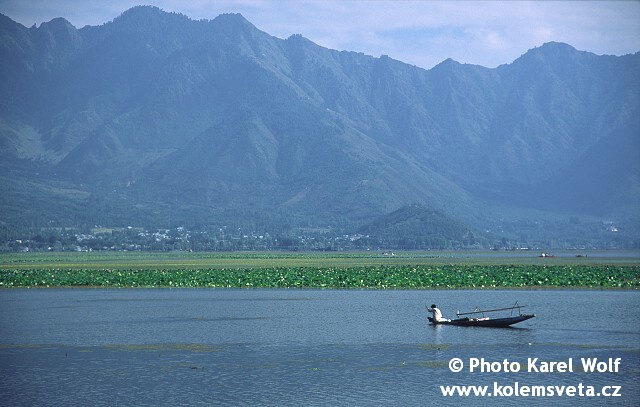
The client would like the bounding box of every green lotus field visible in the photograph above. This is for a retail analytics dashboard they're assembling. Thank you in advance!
[1,251,638,289]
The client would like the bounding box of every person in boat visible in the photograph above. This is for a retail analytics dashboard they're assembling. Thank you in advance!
[427,304,451,322]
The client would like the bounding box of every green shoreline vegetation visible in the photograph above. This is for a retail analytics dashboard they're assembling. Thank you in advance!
[0,252,638,289]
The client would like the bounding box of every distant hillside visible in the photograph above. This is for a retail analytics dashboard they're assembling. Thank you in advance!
[358,204,483,249]
[1,6,639,247]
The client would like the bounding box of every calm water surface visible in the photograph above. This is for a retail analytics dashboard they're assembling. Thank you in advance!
[1,289,638,406]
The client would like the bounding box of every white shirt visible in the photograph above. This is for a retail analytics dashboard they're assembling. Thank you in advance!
[428,306,445,322]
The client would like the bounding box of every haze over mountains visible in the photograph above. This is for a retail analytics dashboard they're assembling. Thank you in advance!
[1,6,639,248]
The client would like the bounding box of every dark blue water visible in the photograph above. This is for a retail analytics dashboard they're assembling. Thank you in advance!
[1,289,638,406]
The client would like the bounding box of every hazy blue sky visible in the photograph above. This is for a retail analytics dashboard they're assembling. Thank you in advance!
[1,0,639,69]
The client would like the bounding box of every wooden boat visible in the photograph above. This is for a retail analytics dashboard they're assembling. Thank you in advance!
[427,302,535,328]
[428,314,535,327]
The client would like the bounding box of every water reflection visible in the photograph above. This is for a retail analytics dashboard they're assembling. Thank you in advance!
[429,323,446,347]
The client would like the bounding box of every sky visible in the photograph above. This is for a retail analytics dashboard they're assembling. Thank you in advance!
[1,0,639,69]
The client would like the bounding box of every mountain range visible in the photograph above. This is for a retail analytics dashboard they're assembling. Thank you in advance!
[1,6,639,247]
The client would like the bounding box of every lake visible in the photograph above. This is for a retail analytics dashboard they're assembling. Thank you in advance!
[1,288,638,406]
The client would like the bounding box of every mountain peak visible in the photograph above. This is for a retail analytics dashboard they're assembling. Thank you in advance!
[113,5,190,27]
[538,41,577,52]
[213,12,250,23]
[520,41,587,61]
[38,17,76,31]
[432,57,461,69]
[286,33,312,44]
[118,5,165,19]
[507,41,594,71]
[211,12,260,34]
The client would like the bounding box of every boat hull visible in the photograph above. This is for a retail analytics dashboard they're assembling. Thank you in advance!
[428,314,535,327]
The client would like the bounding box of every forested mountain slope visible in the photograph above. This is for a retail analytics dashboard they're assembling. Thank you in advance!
[1,6,638,246]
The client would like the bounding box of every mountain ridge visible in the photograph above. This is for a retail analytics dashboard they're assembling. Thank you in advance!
[1,7,638,247]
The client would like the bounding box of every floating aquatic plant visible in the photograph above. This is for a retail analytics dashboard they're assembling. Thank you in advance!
[1,264,638,288]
